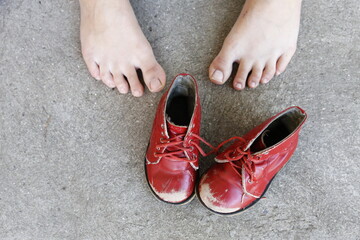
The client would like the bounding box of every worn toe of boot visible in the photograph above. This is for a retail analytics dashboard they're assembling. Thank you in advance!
[147,164,195,204]
[198,163,254,214]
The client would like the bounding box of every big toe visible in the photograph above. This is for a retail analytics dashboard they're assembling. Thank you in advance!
[276,48,296,76]
[209,48,235,85]
[141,61,166,93]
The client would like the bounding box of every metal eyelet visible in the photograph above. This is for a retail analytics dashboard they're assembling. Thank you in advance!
[156,147,160,150]
[160,124,164,129]
[161,132,164,136]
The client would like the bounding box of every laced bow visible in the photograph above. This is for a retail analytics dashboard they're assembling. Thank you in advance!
[214,136,261,181]
[154,133,216,162]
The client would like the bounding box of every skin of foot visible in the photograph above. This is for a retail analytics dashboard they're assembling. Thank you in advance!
[209,0,302,90]
[79,0,166,97]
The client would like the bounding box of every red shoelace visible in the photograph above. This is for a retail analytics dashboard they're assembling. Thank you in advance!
[214,136,261,181]
[154,133,216,163]
[154,134,261,181]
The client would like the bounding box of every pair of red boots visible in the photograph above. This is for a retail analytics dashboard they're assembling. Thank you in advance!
[145,74,307,215]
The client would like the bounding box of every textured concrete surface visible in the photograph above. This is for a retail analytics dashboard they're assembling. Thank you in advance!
[1,0,359,239]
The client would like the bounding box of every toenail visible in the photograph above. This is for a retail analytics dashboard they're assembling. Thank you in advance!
[150,78,162,92]
[235,83,242,89]
[211,70,224,83]
[262,78,269,83]
[250,81,258,88]
[276,71,281,76]
[119,86,127,94]
[133,90,142,97]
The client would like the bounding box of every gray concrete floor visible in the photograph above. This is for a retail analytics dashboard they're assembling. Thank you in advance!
[1,0,359,239]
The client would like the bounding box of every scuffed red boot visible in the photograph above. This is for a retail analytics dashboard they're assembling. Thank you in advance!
[197,106,307,214]
[145,74,206,204]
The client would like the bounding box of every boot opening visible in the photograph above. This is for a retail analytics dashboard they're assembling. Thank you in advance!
[252,108,306,151]
[165,75,196,126]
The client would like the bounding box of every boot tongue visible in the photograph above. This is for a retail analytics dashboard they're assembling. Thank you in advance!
[250,130,269,153]
[164,118,188,162]
[166,118,188,138]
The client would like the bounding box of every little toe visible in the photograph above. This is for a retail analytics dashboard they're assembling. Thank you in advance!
[124,68,144,97]
[233,60,252,90]
[247,65,264,88]
[261,61,276,84]
[276,49,295,76]
[113,72,129,94]
[141,62,166,93]
[85,60,101,80]
[100,65,116,88]
[209,48,235,85]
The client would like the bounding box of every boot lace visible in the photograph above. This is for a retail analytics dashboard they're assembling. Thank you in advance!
[154,133,216,162]
[215,136,261,182]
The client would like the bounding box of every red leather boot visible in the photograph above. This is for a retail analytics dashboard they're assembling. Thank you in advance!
[197,106,307,214]
[145,74,205,204]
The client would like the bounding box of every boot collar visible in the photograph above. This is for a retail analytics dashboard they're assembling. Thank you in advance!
[244,106,307,155]
[215,106,307,162]
[162,74,199,140]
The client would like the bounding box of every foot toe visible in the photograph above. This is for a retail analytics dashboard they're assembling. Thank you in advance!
[233,60,252,90]
[141,62,166,93]
[85,59,101,80]
[276,48,296,76]
[100,65,116,88]
[247,64,264,88]
[261,60,276,84]
[112,71,130,94]
[209,48,235,85]
[124,68,144,97]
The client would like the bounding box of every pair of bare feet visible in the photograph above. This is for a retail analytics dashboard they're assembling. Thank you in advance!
[80,0,302,97]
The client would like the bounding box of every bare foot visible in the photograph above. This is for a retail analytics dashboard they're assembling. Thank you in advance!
[79,0,166,97]
[209,0,302,90]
